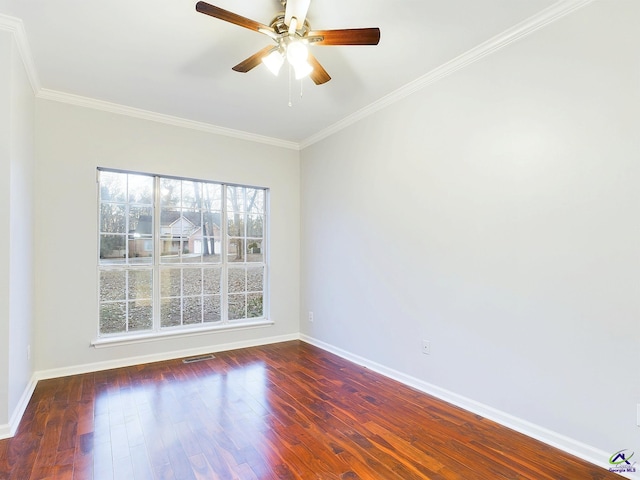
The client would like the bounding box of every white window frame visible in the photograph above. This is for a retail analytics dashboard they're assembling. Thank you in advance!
[93,169,271,347]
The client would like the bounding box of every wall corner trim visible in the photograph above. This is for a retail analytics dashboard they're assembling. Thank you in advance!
[0,374,38,440]
[0,13,41,93]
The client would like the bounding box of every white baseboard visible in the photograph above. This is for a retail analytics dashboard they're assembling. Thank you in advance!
[300,334,638,480]
[36,333,300,381]
[0,374,38,440]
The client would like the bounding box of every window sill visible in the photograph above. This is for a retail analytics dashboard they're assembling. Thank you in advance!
[91,319,274,349]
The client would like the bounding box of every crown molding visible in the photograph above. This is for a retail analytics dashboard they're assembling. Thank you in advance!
[299,0,596,149]
[36,88,300,150]
[0,13,41,93]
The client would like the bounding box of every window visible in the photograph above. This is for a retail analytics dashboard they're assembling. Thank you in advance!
[97,169,268,339]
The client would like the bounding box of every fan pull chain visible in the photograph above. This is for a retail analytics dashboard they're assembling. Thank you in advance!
[286,65,305,107]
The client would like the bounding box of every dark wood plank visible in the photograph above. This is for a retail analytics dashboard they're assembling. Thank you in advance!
[0,341,621,479]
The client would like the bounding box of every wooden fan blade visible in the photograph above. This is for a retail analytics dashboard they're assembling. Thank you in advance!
[232,46,276,73]
[196,1,273,35]
[307,28,380,46]
[308,54,331,85]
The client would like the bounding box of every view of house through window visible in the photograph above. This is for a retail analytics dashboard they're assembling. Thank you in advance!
[98,169,267,337]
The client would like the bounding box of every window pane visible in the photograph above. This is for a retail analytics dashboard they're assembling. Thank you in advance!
[128,174,153,204]
[202,237,221,263]
[228,267,246,293]
[160,237,181,262]
[227,186,245,213]
[100,171,126,202]
[227,213,245,237]
[100,270,126,301]
[128,269,152,299]
[227,238,245,263]
[160,268,181,297]
[182,210,202,232]
[183,296,202,325]
[201,211,222,262]
[183,268,202,296]
[247,214,263,237]
[129,236,153,264]
[129,300,152,331]
[203,211,220,231]
[246,239,263,263]
[247,293,263,318]
[129,207,153,234]
[246,188,264,214]
[182,181,201,210]
[160,208,181,235]
[203,295,221,323]
[228,294,246,320]
[160,178,181,208]
[181,243,202,263]
[247,266,264,293]
[159,209,203,263]
[100,204,126,233]
[161,298,181,327]
[203,183,222,211]
[203,267,221,294]
[100,302,126,334]
[100,235,125,262]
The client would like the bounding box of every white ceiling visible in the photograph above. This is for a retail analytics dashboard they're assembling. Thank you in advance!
[2,0,563,145]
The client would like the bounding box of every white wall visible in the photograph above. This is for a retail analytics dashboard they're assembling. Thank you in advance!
[34,100,300,373]
[0,28,35,436]
[301,0,640,460]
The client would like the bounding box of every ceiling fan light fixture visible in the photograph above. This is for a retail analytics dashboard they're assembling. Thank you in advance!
[286,40,308,65]
[262,49,285,76]
[195,1,380,85]
[293,60,313,79]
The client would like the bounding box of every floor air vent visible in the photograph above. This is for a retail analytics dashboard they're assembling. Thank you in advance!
[182,354,215,364]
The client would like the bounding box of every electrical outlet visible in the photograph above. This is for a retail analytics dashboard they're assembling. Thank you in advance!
[308,311,314,322]
[422,340,430,355]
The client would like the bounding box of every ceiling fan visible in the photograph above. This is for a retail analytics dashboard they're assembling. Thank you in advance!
[195,0,380,85]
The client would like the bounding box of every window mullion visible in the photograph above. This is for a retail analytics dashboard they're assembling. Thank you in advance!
[244,189,249,319]
[221,185,228,324]
[153,175,161,332]
[124,176,131,332]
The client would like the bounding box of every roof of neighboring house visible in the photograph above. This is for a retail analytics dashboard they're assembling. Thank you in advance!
[131,212,221,235]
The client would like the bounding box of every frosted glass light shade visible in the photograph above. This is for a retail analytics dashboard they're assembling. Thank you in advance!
[262,50,284,76]
[293,61,313,79]
[286,41,308,66]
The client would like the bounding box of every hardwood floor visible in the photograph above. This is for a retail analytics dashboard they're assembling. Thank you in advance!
[0,341,618,479]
